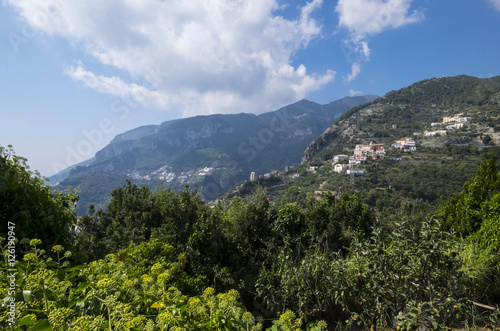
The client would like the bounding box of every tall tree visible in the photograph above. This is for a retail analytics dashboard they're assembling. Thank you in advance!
[0,145,78,251]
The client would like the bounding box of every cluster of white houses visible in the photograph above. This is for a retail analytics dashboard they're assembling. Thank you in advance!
[249,114,470,180]
[332,113,472,175]
[426,114,468,136]
[333,137,417,174]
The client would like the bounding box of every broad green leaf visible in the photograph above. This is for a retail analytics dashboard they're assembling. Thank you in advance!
[30,319,52,331]
[18,315,36,326]
[72,282,91,295]
[23,290,31,303]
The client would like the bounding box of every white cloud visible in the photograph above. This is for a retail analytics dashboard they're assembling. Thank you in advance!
[346,62,361,82]
[336,0,424,37]
[489,0,500,11]
[360,41,370,59]
[336,0,423,81]
[7,0,334,116]
[64,63,174,110]
[349,89,362,96]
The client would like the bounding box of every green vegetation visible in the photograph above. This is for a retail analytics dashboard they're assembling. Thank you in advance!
[3,75,500,330]
[303,75,500,163]
[262,149,497,221]
[2,146,500,330]
[277,75,500,222]
[53,96,377,216]
[0,145,78,253]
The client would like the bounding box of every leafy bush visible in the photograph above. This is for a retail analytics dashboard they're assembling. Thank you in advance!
[0,239,261,331]
[257,219,472,330]
[435,154,500,235]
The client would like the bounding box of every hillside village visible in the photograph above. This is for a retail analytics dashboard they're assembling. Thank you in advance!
[229,110,496,209]
[242,112,484,184]
[154,75,500,207]
[232,107,500,205]
[330,113,472,175]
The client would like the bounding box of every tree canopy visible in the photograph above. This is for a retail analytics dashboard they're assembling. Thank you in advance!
[0,145,78,251]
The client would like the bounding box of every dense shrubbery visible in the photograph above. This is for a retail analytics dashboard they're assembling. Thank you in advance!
[0,239,265,330]
[2,147,500,330]
[436,155,500,304]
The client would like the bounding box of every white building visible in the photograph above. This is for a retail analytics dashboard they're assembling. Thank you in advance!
[354,143,385,159]
[424,130,447,137]
[443,114,467,124]
[349,155,367,165]
[393,137,416,152]
[334,164,349,173]
[446,123,465,130]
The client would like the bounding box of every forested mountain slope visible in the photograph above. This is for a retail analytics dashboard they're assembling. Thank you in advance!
[52,95,376,215]
[303,75,500,162]
[228,75,500,218]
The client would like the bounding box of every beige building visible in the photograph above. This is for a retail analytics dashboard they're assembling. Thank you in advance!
[443,114,467,124]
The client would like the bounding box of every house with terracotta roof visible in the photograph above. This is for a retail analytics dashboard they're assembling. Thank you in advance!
[354,142,386,159]
[333,154,349,162]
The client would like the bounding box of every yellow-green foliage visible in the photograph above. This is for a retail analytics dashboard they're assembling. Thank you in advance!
[0,240,261,331]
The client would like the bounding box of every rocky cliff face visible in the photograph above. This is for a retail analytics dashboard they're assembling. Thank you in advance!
[66,96,378,180]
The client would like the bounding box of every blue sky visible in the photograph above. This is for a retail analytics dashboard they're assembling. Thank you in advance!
[1,0,499,176]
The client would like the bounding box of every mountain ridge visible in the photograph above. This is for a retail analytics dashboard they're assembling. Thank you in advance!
[53,95,377,215]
